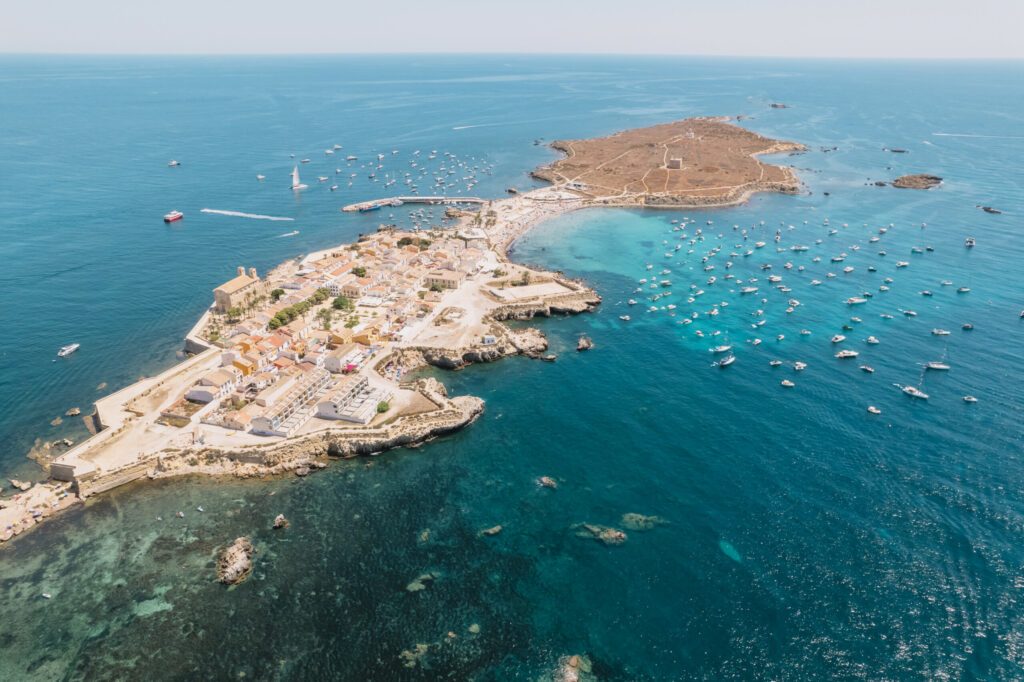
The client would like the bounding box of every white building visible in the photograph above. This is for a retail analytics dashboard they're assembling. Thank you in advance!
[186,368,240,404]
[250,368,332,437]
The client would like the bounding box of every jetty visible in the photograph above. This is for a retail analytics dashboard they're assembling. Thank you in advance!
[341,196,487,212]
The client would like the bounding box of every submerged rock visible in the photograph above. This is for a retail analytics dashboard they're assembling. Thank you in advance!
[555,653,596,682]
[272,514,289,529]
[480,524,503,537]
[574,523,627,545]
[405,571,440,592]
[538,476,558,489]
[399,643,430,669]
[217,537,255,585]
[620,513,666,531]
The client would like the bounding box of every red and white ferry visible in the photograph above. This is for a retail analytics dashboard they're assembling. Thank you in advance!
[163,210,184,223]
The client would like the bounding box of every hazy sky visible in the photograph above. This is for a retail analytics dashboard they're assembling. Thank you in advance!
[4,0,1022,59]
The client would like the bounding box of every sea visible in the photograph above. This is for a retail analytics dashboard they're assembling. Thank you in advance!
[0,55,1022,680]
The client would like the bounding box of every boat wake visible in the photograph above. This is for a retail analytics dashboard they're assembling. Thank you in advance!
[932,133,1024,140]
[200,209,294,221]
[276,230,300,238]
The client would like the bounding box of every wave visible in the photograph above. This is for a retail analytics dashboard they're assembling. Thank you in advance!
[200,209,294,221]
[932,133,1024,140]
[452,123,505,130]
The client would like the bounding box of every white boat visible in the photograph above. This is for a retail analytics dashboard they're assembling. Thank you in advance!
[794,361,807,371]
[57,343,80,357]
[846,297,868,305]
[167,160,180,167]
[925,361,950,371]
[901,385,929,399]
[831,334,846,343]
[963,395,978,403]
[931,329,950,336]
[256,174,266,181]
[867,406,881,414]
[835,350,859,359]
[896,261,909,268]
[710,345,733,354]
[740,287,758,294]
[860,365,874,373]
[162,210,184,223]
[619,315,631,321]
[866,336,879,345]
[781,379,795,387]
[769,360,782,367]
[290,166,308,191]
[627,299,637,306]
[714,354,736,368]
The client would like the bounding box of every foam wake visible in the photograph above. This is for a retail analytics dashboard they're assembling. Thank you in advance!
[200,209,294,221]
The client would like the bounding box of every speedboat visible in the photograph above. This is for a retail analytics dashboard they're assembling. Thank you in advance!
[846,297,868,305]
[163,210,184,223]
[860,365,874,373]
[866,336,879,344]
[925,361,950,370]
[769,360,782,367]
[931,329,950,336]
[794,361,807,371]
[962,323,974,330]
[781,379,795,388]
[710,344,733,354]
[867,405,881,414]
[627,299,637,306]
[714,354,736,368]
[896,261,909,268]
[831,334,846,343]
[965,237,975,248]
[167,160,180,167]
[963,395,978,403]
[835,350,859,359]
[57,343,80,357]
[256,174,266,181]
[957,287,971,293]
[619,315,631,321]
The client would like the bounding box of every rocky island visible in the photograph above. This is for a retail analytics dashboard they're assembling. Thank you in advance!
[892,174,943,189]
[1,118,804,544]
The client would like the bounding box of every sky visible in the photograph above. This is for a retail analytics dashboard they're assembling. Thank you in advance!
[3,0,1022,59]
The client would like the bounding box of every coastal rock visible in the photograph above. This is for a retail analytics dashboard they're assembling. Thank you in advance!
[217,537,255,585]
[10,479,32,492]
[555,653,596,682]
[294,465,310,477]
[620,513,666,531]
[574,523,627,545]
[538,476,558,489]
[892,174,942,189]
[65,407,81,417]
[272,514,289,529]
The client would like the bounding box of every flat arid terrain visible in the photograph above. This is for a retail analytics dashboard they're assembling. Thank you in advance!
[532,117,806,207]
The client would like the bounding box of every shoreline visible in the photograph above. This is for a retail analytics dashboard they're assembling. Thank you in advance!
[1,117,801,547]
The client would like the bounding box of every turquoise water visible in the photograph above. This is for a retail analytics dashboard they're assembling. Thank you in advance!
[1,56,1023,679]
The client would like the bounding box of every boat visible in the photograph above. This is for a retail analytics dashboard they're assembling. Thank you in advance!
[860,365,874,373]
[710,345,733,354]
[290,166,308,191]
[931,329,950,336]
[359,204,382,213]
[627,299,637,306]
[794,361,807,371]
[896,261,909,268]
[714,354,736,368]
[963,395,978,403]
[962,323,974,330]
[619,315,631,322]
[846,297,868,305]
[866,336,879,344]
[867,406,881,414]
[740,287,758,294]
[769,360,782,367]
[163,210,184,223]
[256,174,265,181]
[900,385,929,400]
[835,350,859,359]
[957,287,971,293]
[167,160,180,167]
[925,361,950,370]
[57,343,80,357]
[541,354,557,363]
[781,379,795,387]
[965,237,976,248]
[346,155,358,161]
[831,334,846,343]
[903,310,917,317]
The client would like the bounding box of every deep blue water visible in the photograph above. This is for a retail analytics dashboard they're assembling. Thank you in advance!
[0,55,1023,680]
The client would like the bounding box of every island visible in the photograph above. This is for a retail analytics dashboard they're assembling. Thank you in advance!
[892,174,943,189]
[0,117,804,543]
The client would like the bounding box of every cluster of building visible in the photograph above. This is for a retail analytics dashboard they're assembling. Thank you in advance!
[180,230,494,438]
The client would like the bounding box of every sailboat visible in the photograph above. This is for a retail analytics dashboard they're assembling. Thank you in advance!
[291,166,308,191]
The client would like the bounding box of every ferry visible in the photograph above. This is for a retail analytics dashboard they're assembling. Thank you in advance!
[57,343,80,357]
[163,210,184,223]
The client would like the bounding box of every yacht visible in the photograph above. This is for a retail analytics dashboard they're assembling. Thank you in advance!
[711,345,733,354]
[163,210,184,223]
[714,354,736,368]
[794,361,807,371]
[835,349,859,359]
[925,361,950,371]
[57,343,80,357]
[901,385,929,399]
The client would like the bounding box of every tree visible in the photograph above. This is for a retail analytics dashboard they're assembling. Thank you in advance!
[376,401,390,414]
[316,308,332,331]
[332,295,354,311]
[227,306,243,321]
[270,288,285,302]
[429,283,443,293]
[352,266,367,278]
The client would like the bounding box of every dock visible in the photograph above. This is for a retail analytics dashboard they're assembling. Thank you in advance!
[341,196,487,212]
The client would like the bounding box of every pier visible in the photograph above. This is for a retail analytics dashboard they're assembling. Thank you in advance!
[341,196,487,212]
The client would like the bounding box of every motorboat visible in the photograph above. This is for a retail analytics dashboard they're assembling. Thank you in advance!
[925,361,950,371]
[963,395,978,403]
[256,174,266,181]
[860,365,874,373]
[931,329,950,336]
[794,361,807,371]
[866,336,879,344]
[957,287,971,293]
[163,210,184,223]
[965,237,975,248]
[962,323,974,330]
[769,360,782,367]
[619,315,631,321]
[846,297,868,305]
[781,379,795,387]
[167,160,181,167]
[835,350,859,358]
[57,343,80,357]
[831,334,846,343]
[714,354,736,368]
[867,405,881,414]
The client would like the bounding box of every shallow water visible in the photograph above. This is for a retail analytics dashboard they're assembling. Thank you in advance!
[1,56,1023,679]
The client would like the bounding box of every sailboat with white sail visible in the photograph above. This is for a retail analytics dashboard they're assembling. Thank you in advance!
[291,166,308,191]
